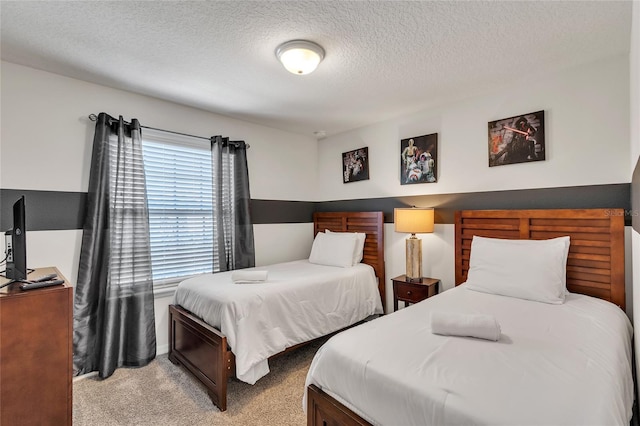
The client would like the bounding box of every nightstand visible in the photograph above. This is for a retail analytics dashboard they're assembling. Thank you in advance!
[392,275,440,311]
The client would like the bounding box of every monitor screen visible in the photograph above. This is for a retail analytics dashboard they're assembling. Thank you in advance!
[5,196,27,281]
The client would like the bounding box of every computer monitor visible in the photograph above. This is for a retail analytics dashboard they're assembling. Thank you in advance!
[5,196,27,281]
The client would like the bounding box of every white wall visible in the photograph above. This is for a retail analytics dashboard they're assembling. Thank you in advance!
[1,61,319,353]
[629,0,640,403]
[1,61,318,200]
[318,56,629,201]
[632,1,640,172]
[1,49,635,354]
[318,55,632,313]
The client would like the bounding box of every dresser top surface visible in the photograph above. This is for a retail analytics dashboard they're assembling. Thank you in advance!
[0,267,71,298]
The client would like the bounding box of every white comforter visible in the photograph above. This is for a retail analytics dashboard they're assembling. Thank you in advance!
[305,285,633,426]
[174,260,383,384]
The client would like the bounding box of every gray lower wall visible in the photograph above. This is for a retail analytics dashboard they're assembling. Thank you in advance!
[0,183,632,231]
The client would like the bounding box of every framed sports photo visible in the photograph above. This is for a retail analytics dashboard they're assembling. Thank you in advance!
[400,133,437,185]
[488,110,545,167]
[342,147,369,183]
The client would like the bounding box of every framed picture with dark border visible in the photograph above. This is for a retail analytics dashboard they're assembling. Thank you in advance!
[488,110,545,167]
[342,147,369,183]
[400,133,437,185]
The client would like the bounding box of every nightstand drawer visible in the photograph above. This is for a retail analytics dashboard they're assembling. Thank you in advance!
[394,282,428,303]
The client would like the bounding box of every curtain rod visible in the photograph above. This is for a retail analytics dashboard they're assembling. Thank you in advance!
[88,114,250,148]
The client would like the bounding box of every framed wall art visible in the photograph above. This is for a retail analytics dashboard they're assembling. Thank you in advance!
[400,133,437,185]
[488,110,545,167]
[342,147,369,183]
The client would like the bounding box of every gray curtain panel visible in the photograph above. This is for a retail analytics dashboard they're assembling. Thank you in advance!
[211,136,255,270]
[73,113,156,378]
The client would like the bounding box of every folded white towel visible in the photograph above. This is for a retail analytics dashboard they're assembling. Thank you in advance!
[430,311,501,341]
[231,270,268,284]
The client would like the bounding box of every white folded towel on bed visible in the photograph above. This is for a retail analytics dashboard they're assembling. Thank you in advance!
[430,311,501,341]
[231,270,268,283]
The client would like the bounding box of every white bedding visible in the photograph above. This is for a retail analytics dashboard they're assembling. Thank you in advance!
[305,285,633,426]
[174,260,383,384]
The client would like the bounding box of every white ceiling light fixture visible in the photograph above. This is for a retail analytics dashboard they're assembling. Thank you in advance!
[275,40,325,75]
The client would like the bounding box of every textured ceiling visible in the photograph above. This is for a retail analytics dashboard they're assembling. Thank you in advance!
[0,1,632,138]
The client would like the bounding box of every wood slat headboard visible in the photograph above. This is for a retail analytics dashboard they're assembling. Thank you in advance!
[455,209,625,310]
[313,211,386,310]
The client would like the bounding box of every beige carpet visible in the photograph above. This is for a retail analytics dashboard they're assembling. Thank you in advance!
[73,340,324,426]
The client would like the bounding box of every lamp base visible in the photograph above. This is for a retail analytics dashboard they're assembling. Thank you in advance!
[405,237,422,281]
[405,276,423,283]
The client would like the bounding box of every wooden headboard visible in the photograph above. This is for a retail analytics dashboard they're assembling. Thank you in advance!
[455,209,625,310]
[313,211,386,310]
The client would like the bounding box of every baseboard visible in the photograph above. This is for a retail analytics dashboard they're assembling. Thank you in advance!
[157,343,169,356]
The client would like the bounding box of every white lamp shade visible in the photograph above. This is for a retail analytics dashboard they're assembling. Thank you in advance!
[276,40,325,75]
[394,208,434,234]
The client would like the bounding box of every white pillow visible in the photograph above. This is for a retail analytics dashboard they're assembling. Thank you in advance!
[325,229,366,265]
[308,232,358,268]
[464,235,570,304]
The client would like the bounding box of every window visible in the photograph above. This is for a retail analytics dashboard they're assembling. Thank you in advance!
[141,129,216,287]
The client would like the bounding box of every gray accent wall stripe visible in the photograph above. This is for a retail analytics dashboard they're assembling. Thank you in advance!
[633,158,640,233]
[1,189,86,231]
[250,200,316,224]
[317,183,632,225]
[0,183,632,231]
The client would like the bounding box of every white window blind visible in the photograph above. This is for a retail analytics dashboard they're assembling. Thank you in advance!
[141,129,215,286]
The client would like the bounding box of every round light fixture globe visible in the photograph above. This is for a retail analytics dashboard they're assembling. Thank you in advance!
[275,40,325,75]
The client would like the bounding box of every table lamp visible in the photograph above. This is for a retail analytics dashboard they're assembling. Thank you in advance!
[394,207,434,281]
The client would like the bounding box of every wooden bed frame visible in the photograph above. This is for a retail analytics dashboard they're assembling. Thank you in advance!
[168,211,385,412]
[455,208,625,309]
[307,208,626,426]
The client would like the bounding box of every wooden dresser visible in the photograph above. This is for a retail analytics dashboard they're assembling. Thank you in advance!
[0,267,73,425]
